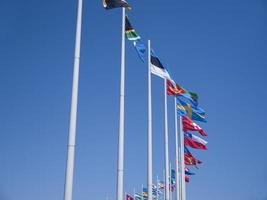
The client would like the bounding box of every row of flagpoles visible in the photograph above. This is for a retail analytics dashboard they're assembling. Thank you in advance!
[63,1,209,200]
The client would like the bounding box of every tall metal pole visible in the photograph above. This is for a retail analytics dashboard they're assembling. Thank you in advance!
[174,98,180,200]
[147,40,153,200]
[63,0,83,199]
[179,116,186,200]
[116,7,126,200]
[164,79,170,200]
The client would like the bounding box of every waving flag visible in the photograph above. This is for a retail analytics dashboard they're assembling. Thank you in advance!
[167,80,198,103]
[126,194,134,200]
[176,96,206,122]
[184,132,207,150]
[125,16,140,41]
[185,168,195,175]
[184,146,202,165]
[158,181,165,189]
[142,188,148,199]
[182,116,207,136]
[103,0,131,10]
[134,193,142,200]
[166,80,186,96]
[133,40,146,62]
[150,50,173,81]
[185,176,190,183]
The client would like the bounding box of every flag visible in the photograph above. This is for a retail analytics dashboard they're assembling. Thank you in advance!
[126,194,134,200]
[185,168,195,175]
[185,132,208,145]
[150,50,172,81]
[166,80,186,96]
[158,181,165,189]
[103,0,131,10]
[125,16,140,41]
[184,132,207,150]
[142,188,148,198]
[182,116,207,136]
[185,176,190,183]
[133,39,146,62]
[171,169,175,180]
[184,146,202,165]
[176,96,206,122]
[166,80,198,103]
[134,193,142,200]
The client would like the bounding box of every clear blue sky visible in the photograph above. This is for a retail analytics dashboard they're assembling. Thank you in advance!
[1,0,267,200]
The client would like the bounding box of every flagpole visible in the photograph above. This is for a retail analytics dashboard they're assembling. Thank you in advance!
[156,175,159,200]
[63,0,83,199]
[163,170,165,200]
[164,78,170,200]
[174,97,180,200]
[147,39,153,200]
[179,116,186,200]
[117,7,126,200]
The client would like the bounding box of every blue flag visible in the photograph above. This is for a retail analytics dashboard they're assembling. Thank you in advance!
[133,39,146,62]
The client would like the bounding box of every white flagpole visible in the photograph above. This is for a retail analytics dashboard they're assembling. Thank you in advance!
[63,0,83,199]
[179,117,186,200]
[156,175,159,200]
[117,7,126,200]
[169,163,172,200]
[163,170,165,200]
[164,78,170,200]
[147,39,153,200]
[174,97,180,200]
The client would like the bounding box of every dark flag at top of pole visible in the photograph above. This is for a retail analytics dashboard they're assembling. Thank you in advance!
[102,0,131,10]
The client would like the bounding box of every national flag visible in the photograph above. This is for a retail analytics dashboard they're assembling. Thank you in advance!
[184,146,202,165]
[171,169,176,181]
[166,80,186,96]
[176,96,206,122]
[126,194,134,200]
[166,80,198,103]
[134,193,142,200]
[182,116,207,136]
[184,132,207,150]
[185,168,195,175]
[133,39,146,62]
[103,0,131,10]
[142,188,148,198]
[158,181,165,189]
[185,176,190,183]
[125,16,140,41]
[150,50,172,81]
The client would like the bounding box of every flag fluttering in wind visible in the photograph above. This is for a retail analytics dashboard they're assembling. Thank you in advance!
[142,187,148,199]
[150,50,172,81]
[133,40,146,62]
[184,132,207,150]
[184,146,202,165]
[182,116,207,136]
[167,80,186,96]
[158,181,165,189]
[103,0,131,10]
[185,168,195,175]
[134,193,142,200]
[185,176,190,183]
[166,80,199,103]
[126,194,134,200]
[176,96,206,122]
[125,16,140,41]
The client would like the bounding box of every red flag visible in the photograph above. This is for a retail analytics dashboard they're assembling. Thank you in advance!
[166,80,186,96]
[185,176,190,183]
[126,194,134,200]
[184,136,207,150]
[182,116,207,136]
[185,153,202,165]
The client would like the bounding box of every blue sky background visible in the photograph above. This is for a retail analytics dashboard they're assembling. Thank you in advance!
[1,0,267,200]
